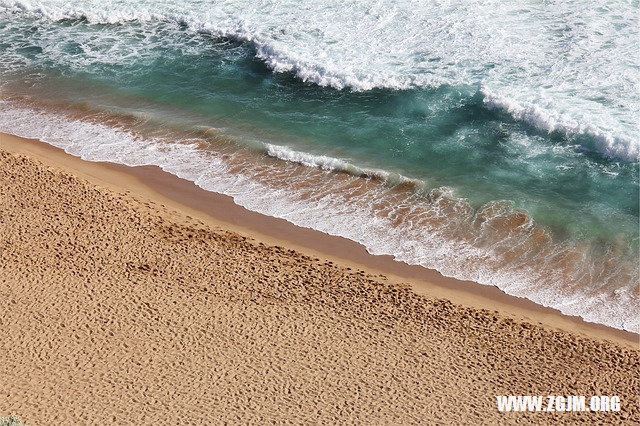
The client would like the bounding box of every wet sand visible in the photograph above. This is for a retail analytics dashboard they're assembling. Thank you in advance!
[0,132,638,424]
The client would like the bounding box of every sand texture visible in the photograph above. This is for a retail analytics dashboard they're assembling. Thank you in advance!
[0,147,638,425]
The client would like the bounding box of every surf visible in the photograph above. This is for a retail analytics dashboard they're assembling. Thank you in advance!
[1,0,637,160]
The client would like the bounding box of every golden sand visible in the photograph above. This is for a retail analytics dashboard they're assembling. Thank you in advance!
[0,134,638,424]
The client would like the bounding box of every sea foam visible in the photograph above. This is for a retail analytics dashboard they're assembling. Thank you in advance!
[480,88,639,161]
[264,143,419,185]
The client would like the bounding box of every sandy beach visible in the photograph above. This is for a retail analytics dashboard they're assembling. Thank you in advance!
[0,132,638,424]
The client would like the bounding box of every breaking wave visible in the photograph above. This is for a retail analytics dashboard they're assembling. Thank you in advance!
[1,0,638,161]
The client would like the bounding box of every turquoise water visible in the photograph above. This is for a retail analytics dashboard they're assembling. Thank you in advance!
[0,1,638,331]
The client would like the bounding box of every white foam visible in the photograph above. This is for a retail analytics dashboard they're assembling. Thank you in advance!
[481,87,639,161]
[266,143,361,173]
[264,143,418,185]
[0,100,637,333]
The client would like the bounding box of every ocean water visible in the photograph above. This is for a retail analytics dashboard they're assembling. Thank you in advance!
[0,1,638,331]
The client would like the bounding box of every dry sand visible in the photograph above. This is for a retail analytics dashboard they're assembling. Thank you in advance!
[0,133,638,424]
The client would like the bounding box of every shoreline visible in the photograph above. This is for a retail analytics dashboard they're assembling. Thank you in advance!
[1,130,639,424]
[2,131,637,348]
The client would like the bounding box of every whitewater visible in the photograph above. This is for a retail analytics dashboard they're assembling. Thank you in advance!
[1,0,638,159]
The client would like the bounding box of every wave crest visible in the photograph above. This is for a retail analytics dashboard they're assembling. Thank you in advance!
[480,87,639,162]
[264,143,423,188]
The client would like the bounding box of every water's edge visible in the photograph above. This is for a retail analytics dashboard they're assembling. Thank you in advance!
[3,129,639,347]
[0,103,636,334]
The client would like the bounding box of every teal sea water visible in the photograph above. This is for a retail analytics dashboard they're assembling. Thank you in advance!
[0,1,638,331]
